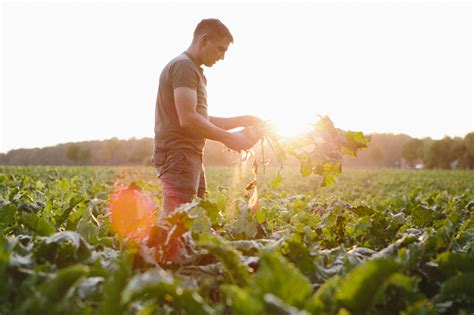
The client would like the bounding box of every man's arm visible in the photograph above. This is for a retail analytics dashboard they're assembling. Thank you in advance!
[209,116,262,131]
[174,87,253,151]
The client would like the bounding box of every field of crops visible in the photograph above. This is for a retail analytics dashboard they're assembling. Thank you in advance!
[1,166,473,314]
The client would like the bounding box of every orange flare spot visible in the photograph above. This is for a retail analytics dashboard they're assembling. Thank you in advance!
[109,186,157,241]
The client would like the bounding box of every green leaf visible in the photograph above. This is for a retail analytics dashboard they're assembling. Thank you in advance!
[270,173,283,189]
[348,205,375,217]
[34,231,92,266]
[336,258,399,314]
[121,267,174,303]
[434,273,474,311]
[55,194,84,228]
[191,210,213,240]
[411,205,435,227]
[401,299,435,315]
[376,273,424,314]
[20,264,89,314]
[99,250,134,315]
[121,268,213,315]
[436,252,474,278]
[305,275,342,314]
[300,159,312,177]
[19,212,56,236]
[342,131,370,154]
[221,284,264,315]
[74,276,105,301]
[200,237,251,287]
[195,199,221,226]
[252,250,312,307]
[319,162,341,187]
[232,207,259,239]
[0,203,16,227]
[263,293,310,315]
[0,231,11,303]
[163,206,195,239]
[281,233,316,277]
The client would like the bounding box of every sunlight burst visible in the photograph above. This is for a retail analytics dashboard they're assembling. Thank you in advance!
[269,114,315,139]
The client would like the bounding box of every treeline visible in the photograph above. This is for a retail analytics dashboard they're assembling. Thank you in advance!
[0,137,236,167]
[1,133,473,169]
[400,134,474,169]
[0,138,153,166]
[344,132,474,169]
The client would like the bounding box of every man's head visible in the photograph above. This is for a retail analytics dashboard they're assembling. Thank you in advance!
[191,19,233,67]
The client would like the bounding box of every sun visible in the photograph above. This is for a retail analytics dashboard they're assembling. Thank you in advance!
[269,114,315,139]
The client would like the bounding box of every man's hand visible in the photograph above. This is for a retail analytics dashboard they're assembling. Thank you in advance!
[240,124,266,147]
[209,115,264,130]
[223,131,257,152]
[223,124,267,152]
[239,115,263,127]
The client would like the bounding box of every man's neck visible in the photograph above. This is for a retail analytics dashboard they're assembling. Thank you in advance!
[185,46,202,66]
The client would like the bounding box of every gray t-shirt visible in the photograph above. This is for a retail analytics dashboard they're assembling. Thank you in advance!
[153,52,208,161]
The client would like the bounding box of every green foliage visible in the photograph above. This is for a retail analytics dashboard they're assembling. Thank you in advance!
[121,267,213,315]
[0,166,472,314]
[336,258,400,313]
[200,237,251,287]
[264,116,370,187]
[436,252,474,278]
[99,250,134,315]
[0,232,11,304]
[19,264,89,314]
[434,273,474,313]
[221,284,264,315]
[305,275,342,314]
[252,250,313,307]
[34,231,92,266]
[19,212,56,236]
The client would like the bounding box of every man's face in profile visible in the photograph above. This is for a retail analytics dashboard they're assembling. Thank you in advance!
[202,36,231,67]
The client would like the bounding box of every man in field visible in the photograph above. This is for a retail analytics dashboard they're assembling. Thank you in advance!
[153,18,262,212]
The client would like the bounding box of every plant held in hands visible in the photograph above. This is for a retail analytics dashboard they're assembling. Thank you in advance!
[245,115,370,188]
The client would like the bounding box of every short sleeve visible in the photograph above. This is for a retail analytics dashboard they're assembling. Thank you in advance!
[170,60,199,90]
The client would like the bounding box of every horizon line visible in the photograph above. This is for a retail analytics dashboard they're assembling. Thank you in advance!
[1,130,473,154]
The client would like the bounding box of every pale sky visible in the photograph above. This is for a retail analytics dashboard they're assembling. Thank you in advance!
[1,0,473,153]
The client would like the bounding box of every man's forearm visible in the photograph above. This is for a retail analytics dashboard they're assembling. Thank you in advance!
[183,114,232,143]
[209,116,257,130]
[180,113,256,151]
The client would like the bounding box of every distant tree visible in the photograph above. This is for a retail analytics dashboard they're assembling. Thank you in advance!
[66,143,91,165]
[424,137,454,169]
[99,138,122,165]
[369,145,384,166]
[344,133,411,167]
[449,137,467,169]
[464,132,474,169]
[402,138,424,167]
[127,138,153,164]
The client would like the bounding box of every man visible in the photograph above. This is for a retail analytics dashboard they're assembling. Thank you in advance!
[153,18,262,212]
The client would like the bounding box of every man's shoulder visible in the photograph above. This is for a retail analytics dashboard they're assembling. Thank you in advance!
[166,53,196,70]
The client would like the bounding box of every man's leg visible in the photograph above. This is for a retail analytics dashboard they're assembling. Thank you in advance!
[156,150,202,212]
[153,150,204,264]
[197,163,207,199]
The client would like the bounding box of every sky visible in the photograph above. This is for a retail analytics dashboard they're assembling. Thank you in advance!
[1,0,472,153]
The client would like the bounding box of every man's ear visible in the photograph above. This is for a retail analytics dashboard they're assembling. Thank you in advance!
[200,33,211,46]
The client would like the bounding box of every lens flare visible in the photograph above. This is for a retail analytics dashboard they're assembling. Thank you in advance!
[108,185,157,242]
[270,115,313,139]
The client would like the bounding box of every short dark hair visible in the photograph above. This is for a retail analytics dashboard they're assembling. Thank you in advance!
[194,18,234,43]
